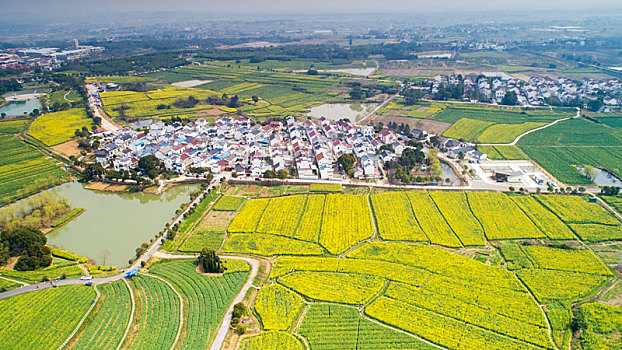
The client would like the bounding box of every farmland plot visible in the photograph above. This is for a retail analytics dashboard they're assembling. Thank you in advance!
[370,192,427,242]
[240,331,304,350]
[428,191,486,246]
[536,195,619,225]
[319,194,374,254]
[254,284,305,331]
[510,195,577,239]
[0,285,96,350]
[126,275,181,350]
[298,303,436,350]
[467,192,545,240]
[256,195,307,237]
[72,281,131,350]
[149,259,249,349]
[28,109,94,146]
[227,198,270,233]
[406,191,462,247]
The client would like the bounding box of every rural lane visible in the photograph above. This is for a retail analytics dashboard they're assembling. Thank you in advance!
[478,107,580,146]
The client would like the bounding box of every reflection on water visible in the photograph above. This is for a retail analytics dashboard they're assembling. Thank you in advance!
[0,98,42,116]
[441,162,461,185]
[307,103,377,122]
[577,166,622,187]
[45,182,199,266]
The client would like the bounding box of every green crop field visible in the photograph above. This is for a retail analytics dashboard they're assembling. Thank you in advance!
[149,259,249,349]
[28,108,94,146]
[0,119,68,205]
[126,275,181,350]
[517,118,622,184]
[71,280,132,350]
[212,195,246,211]
[433,103,572,124]
[0,285,96,349]
[298,303,436,349]
[479,145,527,160]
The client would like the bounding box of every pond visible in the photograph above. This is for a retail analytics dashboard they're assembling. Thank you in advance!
[46,182,199,267]
[576,166,622,187]
[307,103,377,122]
[321,67,376,76]
[441,161,462,185]
[0,98,42,117]
[171,79,213,88]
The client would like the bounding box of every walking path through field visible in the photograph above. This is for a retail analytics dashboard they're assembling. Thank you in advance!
[478,107,580,146]
[57,285,101,350]
[151,252,261,350]
[142,273,184,350]
[116,279,135,350]
[63,91,74,103]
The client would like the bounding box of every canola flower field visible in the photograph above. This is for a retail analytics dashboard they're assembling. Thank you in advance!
[220,189,620,350]
[2,188,621,350]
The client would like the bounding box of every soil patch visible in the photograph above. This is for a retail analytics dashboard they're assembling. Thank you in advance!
[198,108,226,117]
[197,211,237,232]
[52,140,81,158]
[415,119,452,134]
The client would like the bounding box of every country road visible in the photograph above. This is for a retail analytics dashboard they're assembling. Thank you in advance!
[357,92,399,125]
[86,84,120,132]
[478,107,580,146]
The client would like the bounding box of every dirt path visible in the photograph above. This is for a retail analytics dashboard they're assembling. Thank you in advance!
[116,279,135,350]
[58,285,101,350]
[63,91,74,103]
[209,256,260,350]
[357,92,400,125]
[142,273,184,350]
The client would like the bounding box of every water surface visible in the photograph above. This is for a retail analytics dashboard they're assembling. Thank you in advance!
[307,103,377,122]
[0,98,42,117]
[46,182,198,267]
[577,167,622,187]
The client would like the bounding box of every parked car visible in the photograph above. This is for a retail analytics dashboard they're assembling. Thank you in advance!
[85,282,93,286]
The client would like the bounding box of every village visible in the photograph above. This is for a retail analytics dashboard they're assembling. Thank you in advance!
[428,73,622,108]
[93,115,440,182]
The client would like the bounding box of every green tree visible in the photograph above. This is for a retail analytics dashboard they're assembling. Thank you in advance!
[198,248,223,273]
[501,91,519,106]
[138,155,164,179]
[277,169,288,179]
[337,153,356,177]
[251,96,259,103]
[82,163,105,182]
[263,170,277,179]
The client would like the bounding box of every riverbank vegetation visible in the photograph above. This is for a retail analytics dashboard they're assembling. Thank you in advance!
[0,192,72,232]
[0,119,69,206]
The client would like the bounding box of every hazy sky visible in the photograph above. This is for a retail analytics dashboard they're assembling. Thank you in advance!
[4,0,622,16]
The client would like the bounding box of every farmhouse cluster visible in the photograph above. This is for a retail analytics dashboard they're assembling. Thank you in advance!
[428,74,622,107]
[93,116,433,180]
